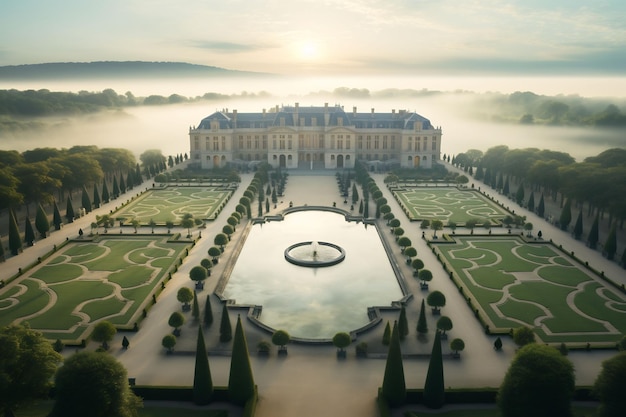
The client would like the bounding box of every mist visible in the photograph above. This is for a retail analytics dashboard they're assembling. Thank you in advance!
[1,75,625,161]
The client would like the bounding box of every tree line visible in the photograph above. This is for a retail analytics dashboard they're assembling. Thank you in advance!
[453,147,626,227]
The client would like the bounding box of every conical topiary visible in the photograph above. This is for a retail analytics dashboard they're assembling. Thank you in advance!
[24,216,35,246]
[382,321,391,345]
[53,200,62,230]
[8,209,22,256]
[204,295,214,327]
[417,299,428,334]
[81,185,92,213]
[220,304,232,342]
[35,203,50,239]
[65,196,75,223]
[398,306,409,340]
[381,321,406,407]
[423,331,445,408]
[228,315,255,406]
[193,325,213,404]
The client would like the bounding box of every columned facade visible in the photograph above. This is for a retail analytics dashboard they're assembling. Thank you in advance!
[189,103,442,170]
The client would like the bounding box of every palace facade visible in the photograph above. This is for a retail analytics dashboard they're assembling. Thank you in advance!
[188,103,442,170]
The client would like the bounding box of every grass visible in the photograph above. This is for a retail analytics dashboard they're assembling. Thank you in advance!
[393,187,509,224]
[0,236,191,341]
[435,236,626,344]
[114,186,232,224]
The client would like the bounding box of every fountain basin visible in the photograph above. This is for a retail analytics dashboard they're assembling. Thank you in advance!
[284,241,346,267]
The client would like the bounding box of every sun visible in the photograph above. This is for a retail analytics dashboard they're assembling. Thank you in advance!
[296,41,319,61]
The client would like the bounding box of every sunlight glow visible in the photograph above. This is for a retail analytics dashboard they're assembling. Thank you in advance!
[296,41,320,61]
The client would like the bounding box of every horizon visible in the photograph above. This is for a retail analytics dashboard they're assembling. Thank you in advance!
[1,1,625,76]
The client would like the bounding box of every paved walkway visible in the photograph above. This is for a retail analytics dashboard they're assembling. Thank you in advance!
[2,166,621,417]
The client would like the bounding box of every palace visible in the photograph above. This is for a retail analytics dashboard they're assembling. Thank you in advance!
[188,103,442,170]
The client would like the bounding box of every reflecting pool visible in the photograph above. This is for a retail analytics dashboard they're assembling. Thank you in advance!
[222,210,404,339]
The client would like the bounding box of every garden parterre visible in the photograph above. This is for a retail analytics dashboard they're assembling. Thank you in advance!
[114,186,233,224]
[393,187,510,225]
[433,235,626,345]
[0,235,191,343]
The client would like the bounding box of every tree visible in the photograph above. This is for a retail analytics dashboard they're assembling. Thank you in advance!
[204,294,214,327]
[93,184,102,208]
[65,196,75,223]
[588,214,600,249]
[91,321,116,350]
[24,216,35,247]
[436,316,453,337]
[417,299,428,334]
[450,338,465,356]
[527,192,535,212]
[423,331,445,409]
[208,246,221,263]
[35,203,50,239]
[398,306,409,340]
[604,224,617,260]
[397,236,412,253]
[49,351,142,417]
[402,248,417,265]
[411,258,424,277]
[512,326,536,347]
[427,291,446,314]
[181,216,194,238]
[101,180,110,203]
[523,222,533,236]
[381,321,406,407]
[559,198,572,230]
[420,219,430,230]
[465,218,479,233]
[220,304,232,342]
[229,315,256,405]
[573,211,583,239]
[162,334,176,353]
[189,265,208,290]
[515,182,525,205]
[418,269,433,288]
[332,332,351,354]
[0,324,62,417]
[214,233,228,251]
[382,321,391,345]
[53,199,62,230]
[593,351,626,417]
[177,287,194,311]
[498,344,574,417]
[272,329,290,352]
[8,210,22,256]
[81,184,92,213]
[537,193,545,217]
[192,292,200,321]
[193,325,213,405]
[430,219,443,237]
[168,312,185,336]
[165,220,174,233]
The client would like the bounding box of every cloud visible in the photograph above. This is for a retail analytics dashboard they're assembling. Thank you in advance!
[189,40,274,53]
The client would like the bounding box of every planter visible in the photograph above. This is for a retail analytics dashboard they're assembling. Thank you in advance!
[336,350,347,359]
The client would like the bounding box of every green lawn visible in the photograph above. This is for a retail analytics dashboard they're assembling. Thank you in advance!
[114,186,232,224]
[434,236,626,345]
[393,187,510,224]
[0,236,191,342]
[405,404,598,417]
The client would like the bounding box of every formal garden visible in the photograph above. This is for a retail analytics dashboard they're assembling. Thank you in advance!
[431,235,626,346]
[114,186,234,225]
[392,187,510,225]
[0,235,192,343]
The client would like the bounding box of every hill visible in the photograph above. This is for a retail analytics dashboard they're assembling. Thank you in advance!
[0,61,267,79]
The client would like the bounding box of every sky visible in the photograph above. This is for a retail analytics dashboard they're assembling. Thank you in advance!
[1,0,625,76]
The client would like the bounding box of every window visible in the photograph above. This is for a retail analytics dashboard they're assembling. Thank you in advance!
[366,136,371,150]
[391,136,396,150]
[383,136,388,149]
[374,136,379,149]
[346,139,350,149]
[238,136,243,149]
[273,140,277,150]
[254,136,260,149]
[432,138,437,150]
[288,140,292,150]
[357,136,363,149]
[221,136,226,150]
[417,138,421,151]
[213,137,219,151]
[205,138,210,150]
[194,137,199,151]
[407,137,412,151]
[280,140,285,150]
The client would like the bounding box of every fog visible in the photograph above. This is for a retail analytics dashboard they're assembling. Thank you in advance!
[1,75,625,161]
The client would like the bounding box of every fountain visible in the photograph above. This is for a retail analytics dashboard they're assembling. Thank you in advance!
[284,240,346,267]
